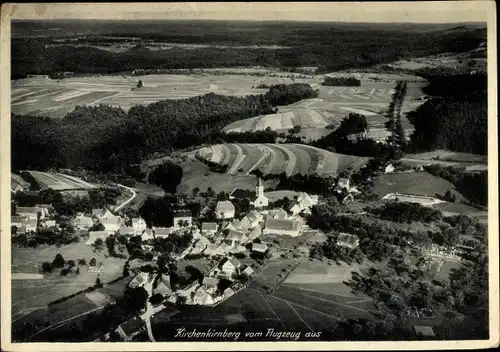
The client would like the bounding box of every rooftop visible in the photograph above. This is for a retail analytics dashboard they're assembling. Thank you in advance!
[413,325,436,337]
[201,222,218,231]
[216,201,235,212]
[252,243,268,252]
[264,218,300,232]
[119,316,146,336]
[230,188,257,201]
[173,210,192,218]
[226,230,246,241]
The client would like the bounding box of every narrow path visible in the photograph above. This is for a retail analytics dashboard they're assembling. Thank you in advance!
[114,184,137,212]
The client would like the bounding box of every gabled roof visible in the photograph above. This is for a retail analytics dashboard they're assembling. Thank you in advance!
[11,215,28,223]
[202,277,218,288]
[101,216,121,225]
[153,281,172,296]
[267,208,288,220]
[264,218,299,232]
[224,287,235,296]
[73,216,93,226]
[248,226,262,239]
[153,227,172,236]
[252,243,268,252]
[226,230,246,242]
[222,257,241,269]
[92,208,111,217]
[201,222,218,231]
[25,219,38,227]
[242,266,255,275]
[216,201,235,212]
[132,218,146,225]
[217,243,232,254]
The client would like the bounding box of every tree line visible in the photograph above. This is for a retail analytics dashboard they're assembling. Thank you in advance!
[12,84,317,175]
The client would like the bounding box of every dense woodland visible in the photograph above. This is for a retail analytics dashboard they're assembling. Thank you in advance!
[321,77,361,86]
[12,84,317,173]
[12,22,485,78]
[407,73,487,155]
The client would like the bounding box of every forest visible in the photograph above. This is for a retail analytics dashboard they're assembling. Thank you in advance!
[407,73,487,155]
[321,76,361,86]
[11,84,317,174]
[11,23,485,78]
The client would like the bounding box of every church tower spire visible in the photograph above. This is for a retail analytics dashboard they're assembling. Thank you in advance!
[256,178,264,197]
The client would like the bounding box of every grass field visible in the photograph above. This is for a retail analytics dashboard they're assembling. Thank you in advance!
[373,171,464,200]
[195,143,369,177]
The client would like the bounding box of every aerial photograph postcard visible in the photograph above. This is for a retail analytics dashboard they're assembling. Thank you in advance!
[1,2,498,351]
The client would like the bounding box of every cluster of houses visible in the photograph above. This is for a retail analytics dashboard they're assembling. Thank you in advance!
[11,205,57,234]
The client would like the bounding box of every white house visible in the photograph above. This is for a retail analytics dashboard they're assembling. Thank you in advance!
[215,201,235,219]
[44,220,57,228]
[173,210,193,228]
[263,218,301,237]
[225,230,248,247]
[142,228,155,241]
[120,226,136,236]
[128,272,149,289]
[247,225,262,241]
[201,222,218,237]
[289,192,319,216]
[23,219,38,233]
[241,266,255,278]
[384,163,395,174]
[220,257,242,278]
[239,211,263,230]
[251,243,268,254]
[132,217,147,232]
[152,227,171,239]
[192,289,215,306]
[101,215,122,233]
[202,277,219,294]
[337,178,351,190]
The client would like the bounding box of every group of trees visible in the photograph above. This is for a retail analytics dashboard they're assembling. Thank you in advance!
[368,202,443,224]
[424,165,488,206]
[148,160,184,194]
[407,73,487,155]
[12,23,485,78]
[13,227,79,248]
[12,84,317,175]
[321,76,361,86]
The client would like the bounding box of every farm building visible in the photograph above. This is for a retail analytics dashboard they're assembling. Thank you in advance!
[191,236,211,254]
[173,210,193,228]
[204,244,226,257]
[336,178,351,190]
[142,228,155,240]
[44,220,57,228]
[201,222,218,236]
[217,243,232,256]
[11,174,30,193]
[336,233,360,249]
[223,287,235,298]
[263,218,302,237]
[86,231,108,245]
[225,230,249,247]
[192,289,215,306]
[229,178,269,208]
[215,201,235,219]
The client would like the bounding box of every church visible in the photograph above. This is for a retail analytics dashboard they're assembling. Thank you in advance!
[229,178,269,208]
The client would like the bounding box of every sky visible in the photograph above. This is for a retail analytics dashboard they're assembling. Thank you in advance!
[5,2,491,23]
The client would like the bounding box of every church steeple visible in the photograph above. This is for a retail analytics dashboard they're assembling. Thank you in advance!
[256,178,264,197]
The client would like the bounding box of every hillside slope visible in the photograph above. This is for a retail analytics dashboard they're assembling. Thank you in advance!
[195,143,369,177]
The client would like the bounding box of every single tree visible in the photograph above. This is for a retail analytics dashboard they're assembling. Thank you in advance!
[53,253,65,268]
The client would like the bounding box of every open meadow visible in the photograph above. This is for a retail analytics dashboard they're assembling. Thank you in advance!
[21,171,97,191]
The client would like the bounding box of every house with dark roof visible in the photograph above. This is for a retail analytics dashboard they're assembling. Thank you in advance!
[263,218,301,237]
[115,316,146,341]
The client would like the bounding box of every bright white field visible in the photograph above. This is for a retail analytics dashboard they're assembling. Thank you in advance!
[195,143,369,177]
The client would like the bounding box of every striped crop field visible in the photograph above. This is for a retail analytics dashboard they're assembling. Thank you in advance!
[195,143,369,177]
[21,171,97,191]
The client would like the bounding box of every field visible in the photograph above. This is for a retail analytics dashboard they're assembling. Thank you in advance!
[400,150,488,172]
[222,73,426,141]
[11,243,125,318]
[195,143,369,177]
[11,74,307,118]
[21,171,96,191]
[373,171,464,200]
